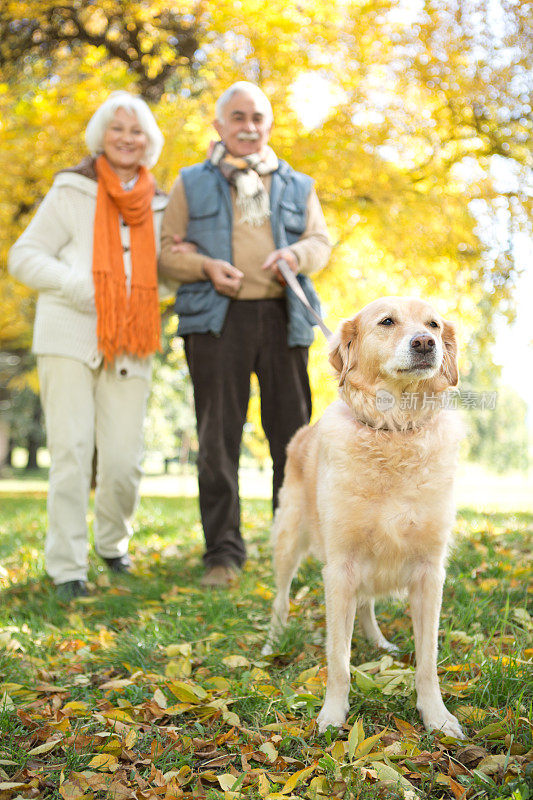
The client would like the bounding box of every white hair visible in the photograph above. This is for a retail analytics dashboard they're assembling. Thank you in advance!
[215,81,273,126]
[85,91,164,169]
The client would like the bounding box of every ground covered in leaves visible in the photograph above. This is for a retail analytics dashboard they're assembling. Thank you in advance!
[0,495,531,800]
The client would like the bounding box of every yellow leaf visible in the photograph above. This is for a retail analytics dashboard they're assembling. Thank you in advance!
[308,775,328,795]
[205,676,231,691]
[164,702,193,715]
[393,717,420,739]
[348,718,365,759]
[166,680,206,703]
[152,689,168,708]
[352,730,387,760]
[258,772,270,797]
[258,741,278,763]
[372,761,420,796]
[58,775,91,800]
[166,643,192,657]
[198,770,218,782]
[250,667,271,681]
[454,705,489,723]
[353,669,377,692]
[280,765,315,793]
[217,773,238,791]
[61,701,90,716]
[49,718,71,733]
[331,740,347,761]
[222,707,241,727]
[480,578,499,592]
[0,693,15,711]
[222,655,250,669]
[256,684,278,697]
[163,765,193,785]
[27,739,62,756]
[124,728,137,749]
[99,678,134,691]
[98,629,115,648]
[253,583,273,600]
[477,754,508,775]
[86,754,118,772]
[165,658,192,679]
[296,666,319,684]
[0,783,27,791]
[474,721,508,739]
[102,709,135,724]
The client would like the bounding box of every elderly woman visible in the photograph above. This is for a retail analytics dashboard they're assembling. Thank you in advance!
[8,91,167,599]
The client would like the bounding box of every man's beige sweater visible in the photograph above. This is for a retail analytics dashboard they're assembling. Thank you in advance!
[160,173,331,300]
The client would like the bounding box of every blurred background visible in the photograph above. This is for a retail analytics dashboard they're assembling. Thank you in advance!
[0,0,531,509]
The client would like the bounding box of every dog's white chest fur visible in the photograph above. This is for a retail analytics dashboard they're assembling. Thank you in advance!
[313,402,461,577]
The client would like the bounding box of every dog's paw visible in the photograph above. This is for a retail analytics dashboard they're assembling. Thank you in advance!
[317,702,349,733]
[438,713,465,740]
[261,642,273,656]
[380,639,399,655]
[422,708,465,740]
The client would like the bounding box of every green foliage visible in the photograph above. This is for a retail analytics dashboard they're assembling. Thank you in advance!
[144,323,197,467]
[462,350,530,473]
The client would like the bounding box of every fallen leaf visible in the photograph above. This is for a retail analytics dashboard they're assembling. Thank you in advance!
[27,739,62,756]
[222,655,250,669]
[258,742,278,763]
[87,754,119,772]
[217,773,238,791]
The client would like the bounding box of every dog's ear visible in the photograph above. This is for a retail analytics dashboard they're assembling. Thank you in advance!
[440,319,458,387]
[329,317,358,386]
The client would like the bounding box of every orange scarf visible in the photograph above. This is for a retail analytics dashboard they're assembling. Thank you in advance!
[93,155,160,364]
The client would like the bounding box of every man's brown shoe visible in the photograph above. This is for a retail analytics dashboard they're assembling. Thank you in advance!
[200,564,238,587]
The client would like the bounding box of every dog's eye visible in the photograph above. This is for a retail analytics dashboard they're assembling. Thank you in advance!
[428,320,439,329]
[379,317,394,326]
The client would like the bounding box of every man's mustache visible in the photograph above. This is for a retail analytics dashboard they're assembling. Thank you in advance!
[237,132,260,141]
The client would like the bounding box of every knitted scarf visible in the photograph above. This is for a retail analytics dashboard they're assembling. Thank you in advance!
[93,155,160,364]
[211,141,278,226]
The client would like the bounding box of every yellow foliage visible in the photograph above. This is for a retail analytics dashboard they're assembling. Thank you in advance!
[1,0,530,413]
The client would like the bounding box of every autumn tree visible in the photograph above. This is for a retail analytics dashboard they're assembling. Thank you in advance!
[1,0,531,452]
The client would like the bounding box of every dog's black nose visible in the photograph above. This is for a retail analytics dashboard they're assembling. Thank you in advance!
[410,333,435,353]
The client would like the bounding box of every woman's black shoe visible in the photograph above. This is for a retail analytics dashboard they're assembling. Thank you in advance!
[56,580,88,600]
[103,555,131,573]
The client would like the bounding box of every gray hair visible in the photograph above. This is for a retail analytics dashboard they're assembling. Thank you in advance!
[85,91,164,169]
[215,81,273,126]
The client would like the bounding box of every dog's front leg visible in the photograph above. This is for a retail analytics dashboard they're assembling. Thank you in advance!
[317,562,356,732]
[409,564,464,739]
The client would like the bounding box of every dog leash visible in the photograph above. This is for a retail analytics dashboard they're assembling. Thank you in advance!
[277,258,332,340]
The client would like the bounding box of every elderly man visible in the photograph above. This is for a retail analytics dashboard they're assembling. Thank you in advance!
[160,81,331,586]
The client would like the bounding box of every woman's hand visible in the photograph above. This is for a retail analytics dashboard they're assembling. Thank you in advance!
[171,235,198,254]
[61,272,95,313]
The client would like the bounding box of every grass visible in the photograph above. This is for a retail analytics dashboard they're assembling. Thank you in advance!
[0,493,531,799]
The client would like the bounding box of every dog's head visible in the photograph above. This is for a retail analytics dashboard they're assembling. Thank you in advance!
[329,297,458,395]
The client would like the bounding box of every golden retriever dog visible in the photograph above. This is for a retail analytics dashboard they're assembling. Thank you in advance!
[263,297,464,738]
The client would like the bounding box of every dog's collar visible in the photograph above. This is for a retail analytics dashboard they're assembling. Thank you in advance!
[353,414,424,433]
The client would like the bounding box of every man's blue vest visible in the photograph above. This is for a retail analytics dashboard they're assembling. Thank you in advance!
[173,158,322,347]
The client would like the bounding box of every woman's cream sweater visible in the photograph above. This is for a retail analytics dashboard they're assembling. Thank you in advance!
[8,171,171,381]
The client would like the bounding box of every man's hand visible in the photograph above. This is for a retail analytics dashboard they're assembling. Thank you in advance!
[203,259,244,297]
[171,235,198,254]
[261,247,299,285]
